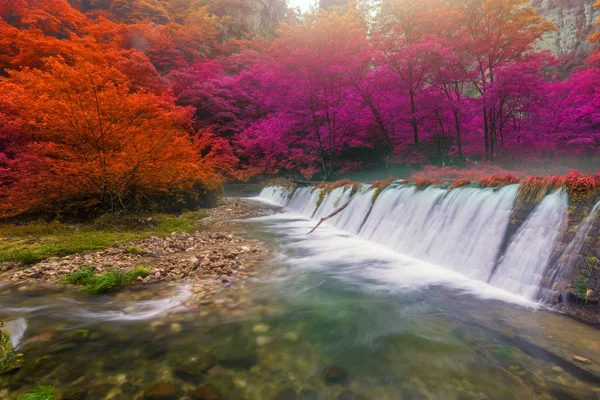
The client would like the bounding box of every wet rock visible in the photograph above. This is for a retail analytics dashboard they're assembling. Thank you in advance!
[191,383,220,400]
[337,390,365,400]
[214,338,258,369]
[572,355,592,364]
[273,387,298,400]
[252,324,270,334]
[170,323,182,333]
[324,365,349,385]
[256,335,271,346]
[298,389,319,400]
[284,332,299,342]
[143,381,177,399]
[548,381,597,400]
[173,352,217,381]
[62,388,89,400]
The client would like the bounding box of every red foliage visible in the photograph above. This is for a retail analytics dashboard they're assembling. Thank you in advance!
[479,174,520,188]
[449,178,472,190]
[564,172,600,201]
[414,177,444,190]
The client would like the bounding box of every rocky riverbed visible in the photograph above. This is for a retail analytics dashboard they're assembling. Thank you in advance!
[0,197,270,302]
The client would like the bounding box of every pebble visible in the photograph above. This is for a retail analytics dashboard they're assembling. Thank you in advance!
[256,336,271,346]
[573,355,592,364]
[171,323,182,333]
[253,324,270,334]
[284,332,299,342]
[234,379,247,388]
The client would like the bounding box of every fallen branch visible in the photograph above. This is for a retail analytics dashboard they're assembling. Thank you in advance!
[307,201,351,234]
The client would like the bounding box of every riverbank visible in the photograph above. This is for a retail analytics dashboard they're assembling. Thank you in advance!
[0,197,270,293]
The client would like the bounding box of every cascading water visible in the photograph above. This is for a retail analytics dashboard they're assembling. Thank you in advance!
[489,191,569,300]
[258,184,572,301]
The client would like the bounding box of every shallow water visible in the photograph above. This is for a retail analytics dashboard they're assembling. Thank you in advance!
[1,202,599,399]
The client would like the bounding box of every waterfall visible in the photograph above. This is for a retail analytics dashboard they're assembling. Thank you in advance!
[258,185,572,301]
[489,191,569,300]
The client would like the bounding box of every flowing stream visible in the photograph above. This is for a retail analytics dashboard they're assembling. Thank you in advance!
[1,198,599,399]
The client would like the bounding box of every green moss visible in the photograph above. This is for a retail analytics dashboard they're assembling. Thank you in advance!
[18,385,57,400]
[586,256,598,269]
[0,211,207,265]
[125,246,144,255]
[573,271,591,299]
[125,266,151,281]
[315,190,326,208]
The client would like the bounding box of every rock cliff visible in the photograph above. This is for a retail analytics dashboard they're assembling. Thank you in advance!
[532,0,599,56]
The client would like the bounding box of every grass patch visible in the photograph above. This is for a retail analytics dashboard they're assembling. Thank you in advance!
[18,386,57,400]
[0,211,207,265]
[63,265,151,294]
[63,265,150,294]
[62,266,95,284]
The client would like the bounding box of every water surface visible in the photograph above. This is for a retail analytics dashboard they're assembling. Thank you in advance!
[1,203,599,399]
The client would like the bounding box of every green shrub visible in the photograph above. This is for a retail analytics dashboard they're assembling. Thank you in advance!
[0,322,17,373]
[573,271,591,300]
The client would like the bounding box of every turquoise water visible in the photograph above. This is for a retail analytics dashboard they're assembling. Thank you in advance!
[1,204,599,399]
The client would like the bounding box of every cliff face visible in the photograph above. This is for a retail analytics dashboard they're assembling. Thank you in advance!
[532,0,599,56]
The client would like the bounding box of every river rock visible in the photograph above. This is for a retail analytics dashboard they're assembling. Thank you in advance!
[324,365,349,385]
[298,389,319,400]
[273,387,298,400]
[170,323,182,333]
[572,355,592,364]
[62,388,89,400]
[191,383,220,400]
[337,390,365,400]
[252,324,270,334]
[284,332,299,342]
[143,381,177,399]
[256,335,271,346]
[173,352,217,381]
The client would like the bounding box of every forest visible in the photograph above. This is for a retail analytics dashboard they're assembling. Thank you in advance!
[1,0,600,218]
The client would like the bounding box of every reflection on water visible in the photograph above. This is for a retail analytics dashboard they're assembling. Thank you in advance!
[1,204,599,399]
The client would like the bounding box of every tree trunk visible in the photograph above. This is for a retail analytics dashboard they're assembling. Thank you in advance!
[483,107,489,161]
[453,109,463,161]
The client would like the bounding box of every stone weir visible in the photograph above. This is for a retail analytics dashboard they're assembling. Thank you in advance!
[259,182,600,306]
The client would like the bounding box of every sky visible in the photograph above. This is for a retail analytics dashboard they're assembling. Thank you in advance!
[288,0,318,12]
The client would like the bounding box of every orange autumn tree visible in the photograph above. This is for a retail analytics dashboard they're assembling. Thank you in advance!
[0,57,225,217]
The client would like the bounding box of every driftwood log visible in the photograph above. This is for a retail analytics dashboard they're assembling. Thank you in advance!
[307,201,351,234]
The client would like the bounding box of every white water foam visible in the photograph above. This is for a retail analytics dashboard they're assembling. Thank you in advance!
[4,317,27,349]
[490,191,569,300]
[73,285,192,322]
